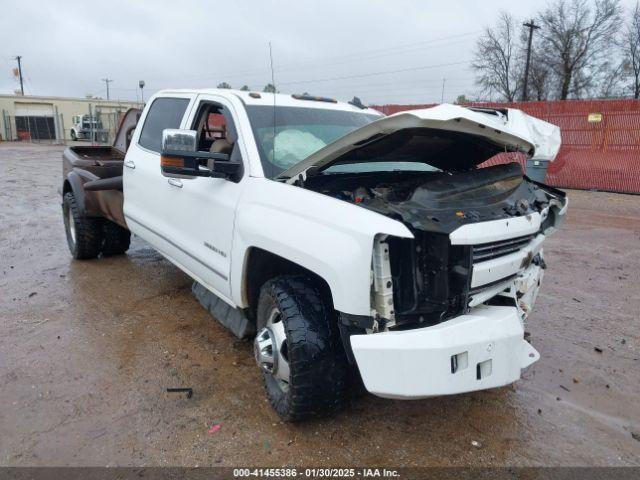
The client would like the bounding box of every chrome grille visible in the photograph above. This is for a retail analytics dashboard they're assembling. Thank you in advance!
[472,234,535,263]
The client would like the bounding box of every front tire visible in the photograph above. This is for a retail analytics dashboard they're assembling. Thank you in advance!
[70,130,77,141]
[254,275,348,421]
[62,192,103,259]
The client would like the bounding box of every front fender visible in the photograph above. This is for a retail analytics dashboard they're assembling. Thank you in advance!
[230,178,412,316]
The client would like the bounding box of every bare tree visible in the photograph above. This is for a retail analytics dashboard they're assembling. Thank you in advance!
[537,0,621,100]
[622,1,640,98]
[528,53,551,100]
[598,60,626,97]
[472,12,522,101]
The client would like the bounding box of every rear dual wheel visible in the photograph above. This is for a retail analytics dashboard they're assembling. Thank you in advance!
[62,191,130,259]
[102,221,131,256]
[63,192,102,259]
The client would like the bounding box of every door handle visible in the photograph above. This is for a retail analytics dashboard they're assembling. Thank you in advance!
[123,159,135,169]
[168,178,183,188]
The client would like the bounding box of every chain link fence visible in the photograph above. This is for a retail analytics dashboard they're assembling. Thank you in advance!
[1,107,125,146]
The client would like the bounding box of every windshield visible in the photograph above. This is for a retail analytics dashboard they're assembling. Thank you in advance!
[246,105,380,179]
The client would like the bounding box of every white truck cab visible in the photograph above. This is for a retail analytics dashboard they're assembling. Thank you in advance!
[62,88,567,421]
[70,114,103,141]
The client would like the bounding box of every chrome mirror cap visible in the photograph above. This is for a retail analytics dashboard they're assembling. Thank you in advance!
[162,128,197,153]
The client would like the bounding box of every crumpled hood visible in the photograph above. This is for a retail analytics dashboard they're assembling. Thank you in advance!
[278,104,561,180]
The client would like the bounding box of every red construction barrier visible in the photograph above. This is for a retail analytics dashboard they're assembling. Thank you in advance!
[373,100,640,194]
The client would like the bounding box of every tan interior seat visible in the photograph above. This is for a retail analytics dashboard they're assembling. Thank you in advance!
[210,125,236,155]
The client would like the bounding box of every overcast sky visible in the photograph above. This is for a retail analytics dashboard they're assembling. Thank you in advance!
[1,0,637,105]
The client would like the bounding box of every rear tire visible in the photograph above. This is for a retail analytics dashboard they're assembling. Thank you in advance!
[62,192,103,259]
[102,220,131,256]
[254,275,348,421]
[70,130,77,141]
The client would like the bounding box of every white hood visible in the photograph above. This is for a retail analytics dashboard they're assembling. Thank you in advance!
[278,104,561,180]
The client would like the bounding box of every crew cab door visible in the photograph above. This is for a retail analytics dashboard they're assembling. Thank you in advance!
[122,93,195,270]
[160,93,247,300]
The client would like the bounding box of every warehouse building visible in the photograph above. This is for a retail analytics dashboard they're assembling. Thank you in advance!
[0,94,142,143]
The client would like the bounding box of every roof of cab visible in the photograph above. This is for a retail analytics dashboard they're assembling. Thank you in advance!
[154,88,383,115]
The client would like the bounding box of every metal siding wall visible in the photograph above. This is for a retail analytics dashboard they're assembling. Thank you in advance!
[373,99,640,194]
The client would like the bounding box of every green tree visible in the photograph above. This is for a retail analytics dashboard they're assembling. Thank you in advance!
[263,83,277,93]
[217,82,232,89]
[240,85,250,91]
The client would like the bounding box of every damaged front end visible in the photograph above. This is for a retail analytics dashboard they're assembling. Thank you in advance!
[377,162,566,330]
[340,167,566,398]
[282,105,567,398]
[319,162,567,332]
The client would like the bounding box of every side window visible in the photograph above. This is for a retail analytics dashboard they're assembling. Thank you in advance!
[138,97,190,153]
[192,103,238,154]
[190,102,243,181]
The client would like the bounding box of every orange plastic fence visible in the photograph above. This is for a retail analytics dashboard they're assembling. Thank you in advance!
[373,100,640,194]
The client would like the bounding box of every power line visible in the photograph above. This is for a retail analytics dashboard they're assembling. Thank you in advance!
[180,31,480,84]
[278,60,471,86]
[271,32,480,74]
[25,76,36,96]
[353,89,481,104]
[316,82,472,97]
[351,85,476,99]
[309,78,473,97]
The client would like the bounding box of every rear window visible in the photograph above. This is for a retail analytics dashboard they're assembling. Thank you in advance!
[138,97,189,153]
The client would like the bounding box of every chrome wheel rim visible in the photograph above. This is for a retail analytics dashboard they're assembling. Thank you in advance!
[254,307,290,391]
[67,207,76,244]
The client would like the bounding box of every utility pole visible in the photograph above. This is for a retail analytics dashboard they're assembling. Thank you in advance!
[441,78,446,103]
[102,78,113,100]
[522,20,540,102]
[139,80,145,104]
[14,56,24,95]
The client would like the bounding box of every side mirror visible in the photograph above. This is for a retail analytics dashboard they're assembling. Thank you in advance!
[160,128,241,180]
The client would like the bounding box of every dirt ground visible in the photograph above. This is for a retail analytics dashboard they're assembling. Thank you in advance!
[0,142,639,467]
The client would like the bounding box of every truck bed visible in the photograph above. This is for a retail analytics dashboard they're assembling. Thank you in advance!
[61,108,142,230]
[67,145,125,161]
[62,145,127,228]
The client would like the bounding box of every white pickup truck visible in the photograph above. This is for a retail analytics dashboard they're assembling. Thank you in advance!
[61,89,567,421]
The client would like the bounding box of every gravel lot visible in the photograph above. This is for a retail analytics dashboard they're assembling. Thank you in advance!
[1,142,639,467]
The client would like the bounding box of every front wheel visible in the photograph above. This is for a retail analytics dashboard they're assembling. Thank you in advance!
[70,130,77,141]
[254,275,348,421]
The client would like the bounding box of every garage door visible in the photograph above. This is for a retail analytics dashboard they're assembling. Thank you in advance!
[14,103,56,140]
[14,103,54,116]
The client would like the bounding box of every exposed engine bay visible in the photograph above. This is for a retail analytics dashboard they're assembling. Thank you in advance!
[301,162,567,331]
[303,163,559,231]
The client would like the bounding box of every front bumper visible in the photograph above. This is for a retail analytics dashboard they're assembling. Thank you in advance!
[350,305,539,399]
